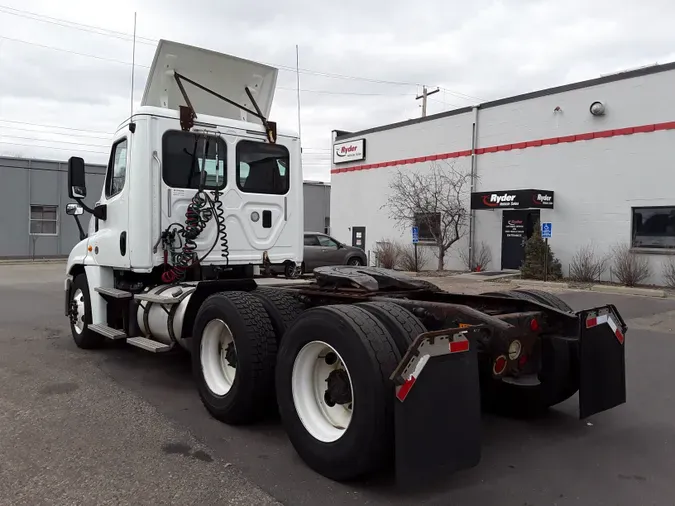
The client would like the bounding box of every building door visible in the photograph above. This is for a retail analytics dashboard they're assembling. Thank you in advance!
[501,210,540,270]
[352,226,366,250]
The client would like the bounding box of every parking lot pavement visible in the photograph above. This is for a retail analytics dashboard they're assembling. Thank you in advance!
[2,263,675,505]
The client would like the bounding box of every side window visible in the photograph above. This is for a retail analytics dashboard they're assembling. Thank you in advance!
[237,140,289,195]
[105,138,128,198]
[162,131,227,190]
[317,235,338,248]
[304,234,320,246]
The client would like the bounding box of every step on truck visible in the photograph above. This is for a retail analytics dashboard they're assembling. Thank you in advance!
[64,39,628,484]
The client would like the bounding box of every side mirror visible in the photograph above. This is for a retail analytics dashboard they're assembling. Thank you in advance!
[337,242,345,249]
[66,203,84,216]
[68,156,87,199]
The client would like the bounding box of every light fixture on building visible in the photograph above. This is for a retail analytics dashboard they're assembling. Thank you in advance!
[590,101,606,116]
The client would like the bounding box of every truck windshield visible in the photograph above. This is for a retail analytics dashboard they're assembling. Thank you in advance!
[236,140,289,195]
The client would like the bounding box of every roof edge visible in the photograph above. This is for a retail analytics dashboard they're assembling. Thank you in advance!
[335,60,675,141]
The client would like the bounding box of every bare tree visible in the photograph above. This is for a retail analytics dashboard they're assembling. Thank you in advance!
[569,243,610,282]
[459,241,492,272]
[382,161,472,271]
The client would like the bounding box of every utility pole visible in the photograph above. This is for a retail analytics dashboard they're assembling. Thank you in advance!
[416,85,440,117]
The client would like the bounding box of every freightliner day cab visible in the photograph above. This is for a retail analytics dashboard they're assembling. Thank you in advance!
[64,39,627,484]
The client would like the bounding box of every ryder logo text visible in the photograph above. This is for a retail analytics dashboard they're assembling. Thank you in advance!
[482,193,517,207]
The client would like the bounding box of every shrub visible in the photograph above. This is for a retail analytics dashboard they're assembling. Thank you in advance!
[663,256,675,289]
[373,240,401,269]
[520,220,563,280]
[569,244,610,282]
[458,241,492,272]
[399,243,430,272]
[611,243,651,286]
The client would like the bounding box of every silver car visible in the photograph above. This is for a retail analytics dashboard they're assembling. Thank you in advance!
[269,232,368,277]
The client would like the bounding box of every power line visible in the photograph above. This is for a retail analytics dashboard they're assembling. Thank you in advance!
[0,5,476,98]
[0,119,114,136]
[0,124,113,140]
[0,134,110,149]
[0,4,156,44]
[0,140,107,154]
[1,35,416,97]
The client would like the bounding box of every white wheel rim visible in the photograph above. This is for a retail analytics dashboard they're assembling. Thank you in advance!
[72,288,85,334]
[200,319,237,396]
[292,341,354,443]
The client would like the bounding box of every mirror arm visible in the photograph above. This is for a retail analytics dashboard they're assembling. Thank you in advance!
[75,198,107,220]
[73,215,87,241]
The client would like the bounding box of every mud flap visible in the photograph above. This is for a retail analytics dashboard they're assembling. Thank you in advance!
[390,327,482,487]
[578,304,627,419]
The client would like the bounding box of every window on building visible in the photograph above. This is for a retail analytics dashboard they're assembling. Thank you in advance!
[414,212,441,242]
[632,206,675,249]
[30,205,58,235]
[162,131,227,190]
[105,138,128,198]
[237,140,289,195]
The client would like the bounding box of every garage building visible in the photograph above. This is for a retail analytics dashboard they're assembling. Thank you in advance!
[330,62,675,285]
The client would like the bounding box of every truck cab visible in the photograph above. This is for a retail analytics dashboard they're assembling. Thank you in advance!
[66,40,303,290]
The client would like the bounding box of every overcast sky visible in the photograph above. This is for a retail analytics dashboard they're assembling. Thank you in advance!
[1,0,674,182]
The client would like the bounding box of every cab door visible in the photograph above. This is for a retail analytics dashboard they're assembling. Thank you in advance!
[89,135,131,268]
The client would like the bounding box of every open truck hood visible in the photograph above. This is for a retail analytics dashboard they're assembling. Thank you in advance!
[141,39,278,122]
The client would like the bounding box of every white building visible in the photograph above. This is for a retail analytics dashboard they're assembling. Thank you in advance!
[330,62,675,285]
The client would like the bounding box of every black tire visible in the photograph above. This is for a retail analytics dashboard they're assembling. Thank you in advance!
[511,289,573,313]
[276,305,400,481]
[251,287,306,341]
[356,301,426,356]
[192,291,277,425]
[69,274,105,349]
[346,256,364,266]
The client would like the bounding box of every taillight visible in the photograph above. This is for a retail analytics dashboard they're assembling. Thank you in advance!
[518,354,528,368]
[530,318,539,332]
[493,355,507,375]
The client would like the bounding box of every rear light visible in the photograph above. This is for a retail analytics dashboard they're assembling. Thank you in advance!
[508,340,522,360]
[530,318,539,332]
[493,355,507,375]
[518,354,528,368]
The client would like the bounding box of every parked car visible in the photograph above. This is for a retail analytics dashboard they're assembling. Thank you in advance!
[269,232,367,277]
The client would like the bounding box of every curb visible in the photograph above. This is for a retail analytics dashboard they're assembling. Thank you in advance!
[494,277,671,299]
[0,259,67,266]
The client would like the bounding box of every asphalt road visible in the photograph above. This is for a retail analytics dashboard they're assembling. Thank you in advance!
[1,263,675,505]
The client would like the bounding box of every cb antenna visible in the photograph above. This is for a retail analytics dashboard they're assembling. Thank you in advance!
[130,12,137,121]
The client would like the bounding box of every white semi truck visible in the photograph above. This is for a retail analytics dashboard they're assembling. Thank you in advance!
[64,39,628,484]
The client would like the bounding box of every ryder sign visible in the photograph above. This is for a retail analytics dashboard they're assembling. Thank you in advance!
[470,189,555,210]
[333,138,366,164]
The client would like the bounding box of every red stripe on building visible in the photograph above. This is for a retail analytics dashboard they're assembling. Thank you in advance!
[331,120,675,174]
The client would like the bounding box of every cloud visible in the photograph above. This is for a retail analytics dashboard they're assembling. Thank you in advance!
[1,0,675,182]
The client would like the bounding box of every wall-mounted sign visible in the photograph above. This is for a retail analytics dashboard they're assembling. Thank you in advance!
[333,138,366,164]
[470,189,554,210]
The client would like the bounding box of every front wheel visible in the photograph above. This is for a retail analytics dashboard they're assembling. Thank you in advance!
[275,305,400,481]
[69,274,105,349]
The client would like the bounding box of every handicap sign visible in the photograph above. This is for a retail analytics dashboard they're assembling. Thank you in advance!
[541,222,552,239]
[412,226,419,244]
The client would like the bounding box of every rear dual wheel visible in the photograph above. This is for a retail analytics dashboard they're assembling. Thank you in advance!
[192,291,278,425]
[276,305,403,481]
